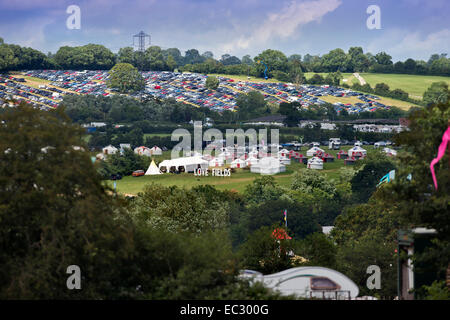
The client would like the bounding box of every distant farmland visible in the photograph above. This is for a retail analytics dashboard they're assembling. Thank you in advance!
[305,72,450,100]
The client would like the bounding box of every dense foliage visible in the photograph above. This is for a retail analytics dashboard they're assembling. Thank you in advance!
[1,38,449,78]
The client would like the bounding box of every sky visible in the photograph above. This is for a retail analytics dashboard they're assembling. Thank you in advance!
[0,0,449,62]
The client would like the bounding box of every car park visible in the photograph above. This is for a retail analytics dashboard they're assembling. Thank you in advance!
[1,71,394,114]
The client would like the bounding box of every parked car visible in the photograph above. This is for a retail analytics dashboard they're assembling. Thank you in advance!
[132,170,145,177]
[110,174,122,180]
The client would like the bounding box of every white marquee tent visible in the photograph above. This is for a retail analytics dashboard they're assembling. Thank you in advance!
[159,156,209,173]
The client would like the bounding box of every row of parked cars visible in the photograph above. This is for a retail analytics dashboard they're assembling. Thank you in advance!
[0,75,60,109]
[2,70,393,115]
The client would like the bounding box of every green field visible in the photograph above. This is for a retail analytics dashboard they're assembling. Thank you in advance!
[305,72,450,100]
[352,73,450,100]
[107,146,376,195]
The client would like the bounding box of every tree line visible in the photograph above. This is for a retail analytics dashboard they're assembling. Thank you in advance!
[1,37,449,77]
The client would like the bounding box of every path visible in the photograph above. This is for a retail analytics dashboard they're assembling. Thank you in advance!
[353,73,366,85]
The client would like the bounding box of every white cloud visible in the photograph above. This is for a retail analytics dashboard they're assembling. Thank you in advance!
[367,28,450,61]
[219,0,342,53]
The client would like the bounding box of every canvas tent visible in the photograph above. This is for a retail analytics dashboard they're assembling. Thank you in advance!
[145,160,162,175]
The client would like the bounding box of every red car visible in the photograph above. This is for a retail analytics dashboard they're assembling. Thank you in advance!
[132,170,145,177]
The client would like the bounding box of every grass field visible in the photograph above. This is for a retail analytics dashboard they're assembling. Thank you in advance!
[305,72,450,100]
[107,146,376,195]
[353,73,450,100]
[319,94,419,110]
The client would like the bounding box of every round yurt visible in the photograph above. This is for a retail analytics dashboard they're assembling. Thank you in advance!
[307,157,323,170]
[231,158,246,169]
[348,146,367,158]
[134,146,152,157]
[150,145,162,155]
[306,146,325,157]
[245,156,259,167]
[278,155,291,165]
[102,145,118,155]
[209,157,225,167]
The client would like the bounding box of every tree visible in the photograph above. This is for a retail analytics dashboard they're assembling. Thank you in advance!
[375,52,393,65]
[296,233,337,269]
[254,49,288,77]
[350,153,396,203]
[242,55,253,66]
[347,47,369,72]
[243,176,285,207]
[423,82,449,106]
[205,75,220,90]
[127,184,229,233]
[184,49,204,65]
[117,46,135,64]
[246,199,321,240]
[0,44,18,71]
[238,226,298,274]
[377,99,450,287]
[308,73,325,85]
[374,83,390,96]
[107,63,145,93]
[320,48,347,72]
[201,51,214,60]
[165,54,176,71]
[0,103,134,299]
[221,54,241,66]
[235,90,268,120]
[336,236,397,299]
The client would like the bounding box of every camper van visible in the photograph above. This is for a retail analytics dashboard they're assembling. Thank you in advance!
[329,138,341,150]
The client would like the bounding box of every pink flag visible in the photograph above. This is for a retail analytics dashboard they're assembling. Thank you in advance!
[430,126,450,190]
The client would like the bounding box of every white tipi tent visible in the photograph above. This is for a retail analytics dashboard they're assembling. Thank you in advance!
[145,160,162,175]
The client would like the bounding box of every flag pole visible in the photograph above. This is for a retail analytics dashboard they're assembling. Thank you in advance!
[284,209,287,229]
